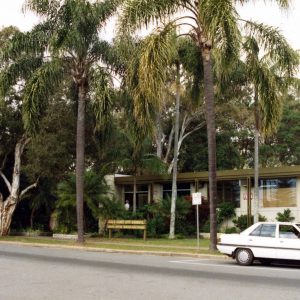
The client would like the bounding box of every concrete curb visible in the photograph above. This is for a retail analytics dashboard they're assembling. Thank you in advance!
[0,240,228,259]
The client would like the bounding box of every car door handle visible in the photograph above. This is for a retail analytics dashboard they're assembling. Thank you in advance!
[248,239,252,242]
[280,240,284,243]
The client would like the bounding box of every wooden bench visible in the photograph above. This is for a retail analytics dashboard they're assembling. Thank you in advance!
[107,220,147,240]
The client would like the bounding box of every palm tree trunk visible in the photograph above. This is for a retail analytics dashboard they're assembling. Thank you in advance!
[133,175,137,212]
[202,46,217,251]
[76,83,86,243]
[253,89,260,224]
[155,111,163,159]
[30,207,36,229]
[169,62,180,239]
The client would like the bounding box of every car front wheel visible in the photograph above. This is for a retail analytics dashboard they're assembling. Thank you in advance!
[236,248,254,266]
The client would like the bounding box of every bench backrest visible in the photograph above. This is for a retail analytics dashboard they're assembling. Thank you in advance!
[107,219,147,230]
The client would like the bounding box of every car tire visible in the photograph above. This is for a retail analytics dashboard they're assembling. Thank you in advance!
[236,248,254,266]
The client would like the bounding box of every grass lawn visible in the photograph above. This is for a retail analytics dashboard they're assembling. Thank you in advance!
[0,235,218,255]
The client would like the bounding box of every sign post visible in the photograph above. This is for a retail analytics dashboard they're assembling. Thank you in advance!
[192,192,202,249]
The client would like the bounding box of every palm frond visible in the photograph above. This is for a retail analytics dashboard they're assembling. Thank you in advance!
[118,0,182,33]
[89,67,114,131]
[137,24,177,106]
[23,59,65,133]
[0,57,43,97]
[235,0,290,9]
[23,0,60,17]
[200,0,241,76]
[1,23,51,63]
[243,21,299,77]
[94,0,123,24]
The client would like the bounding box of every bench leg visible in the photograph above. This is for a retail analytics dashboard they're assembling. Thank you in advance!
[143,230,147,241]
[109,229,112,239]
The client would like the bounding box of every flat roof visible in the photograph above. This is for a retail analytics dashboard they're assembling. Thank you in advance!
[114,165,300,184]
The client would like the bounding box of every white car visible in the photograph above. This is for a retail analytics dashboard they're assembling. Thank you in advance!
[217,222,300,266]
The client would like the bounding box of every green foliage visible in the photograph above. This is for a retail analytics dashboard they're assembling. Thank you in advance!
[225,227,238,234]
[55,171,109,233]
[99,196,127,221]
[232,214,268,232]
[232,215,249,232]
[259,214,267,222]
[133,196,193,237]
[276,209,295,222]
[260,98,300,166]
[217,202,236,225]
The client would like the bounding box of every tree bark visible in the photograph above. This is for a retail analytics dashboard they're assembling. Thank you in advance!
[76,83,86,243]
[133,175,137,212]
[202,46,217,251]
[253,89,260,224]
[169,63,180,239]
[0,196,17,236]
[0,136,35,236]
[155,111,163,159]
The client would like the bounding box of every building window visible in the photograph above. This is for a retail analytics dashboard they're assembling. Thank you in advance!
[217,181,240,208]
[162,183,191,199]
[259,178,296,208]
[124,184,149,209]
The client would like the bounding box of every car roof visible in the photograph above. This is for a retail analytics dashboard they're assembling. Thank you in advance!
[255,222,298,225]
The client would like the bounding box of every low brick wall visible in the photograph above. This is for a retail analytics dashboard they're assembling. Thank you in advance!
[200,233,222,239]
[52,233,77,240]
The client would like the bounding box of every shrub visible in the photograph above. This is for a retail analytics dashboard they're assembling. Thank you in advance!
[233,215,249,232]
[259,214,267,222]
[276,209,295,222]
[217,202,236,226]
[201,220,210,233]
[225,227,237,234]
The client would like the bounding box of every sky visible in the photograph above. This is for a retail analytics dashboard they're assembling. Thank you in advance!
[0,0,299,51]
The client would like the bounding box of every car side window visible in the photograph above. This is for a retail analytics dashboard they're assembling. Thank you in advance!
[279,225,299,239]
[250,224,276,237]
[250,225,262,236]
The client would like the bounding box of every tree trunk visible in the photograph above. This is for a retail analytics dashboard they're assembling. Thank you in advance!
[0,196,17,236]
[155,111,163,159]
[0,136,34,236]
[253,89,260,224]
[169,63,180,239]
[30,207,36,229]
[133,175,137,212]
[76,83,86,243]
[202,46,217,251]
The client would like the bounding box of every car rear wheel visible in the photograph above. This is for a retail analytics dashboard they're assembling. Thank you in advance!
[236,248,254,266]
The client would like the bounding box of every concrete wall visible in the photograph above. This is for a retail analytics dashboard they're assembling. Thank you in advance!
[153,183,162,202]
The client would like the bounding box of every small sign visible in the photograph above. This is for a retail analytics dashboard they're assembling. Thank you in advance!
[192,192,202,205]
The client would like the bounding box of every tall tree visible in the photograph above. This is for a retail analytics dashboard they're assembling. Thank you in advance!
[241,24,299,223]
[119,0,240,250]
[5,0,121,242]
[0,26,42,236]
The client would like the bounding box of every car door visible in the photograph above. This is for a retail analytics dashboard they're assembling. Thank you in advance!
[247,224,278,259]
[276,224,300,260]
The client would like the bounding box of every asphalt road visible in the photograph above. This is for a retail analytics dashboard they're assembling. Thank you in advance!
[1,243,300,300]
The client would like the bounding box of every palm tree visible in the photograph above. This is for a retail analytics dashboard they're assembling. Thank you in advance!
[119,0,297,250]
[241,26,299,223]
[119,0,241,250]
[1,0,121,242]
